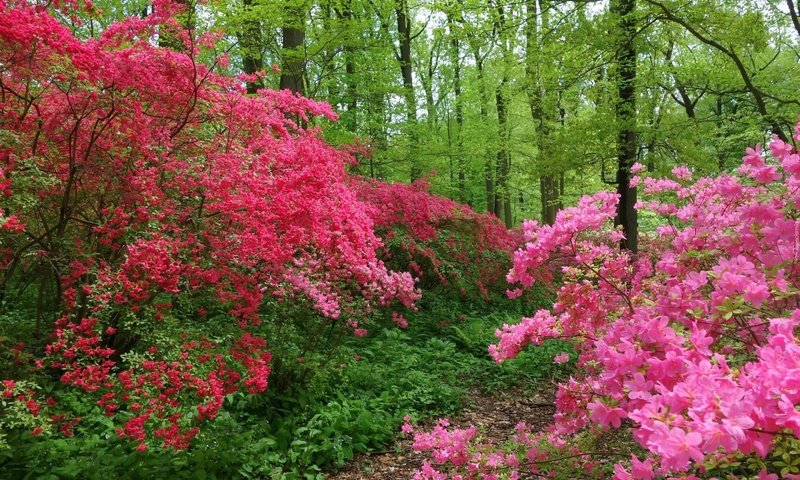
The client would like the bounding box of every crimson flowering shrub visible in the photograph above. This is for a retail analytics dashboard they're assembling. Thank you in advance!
[0,379,58,449]
[353,179,519,301]
[407,125,800,479]
[0,0,417,449]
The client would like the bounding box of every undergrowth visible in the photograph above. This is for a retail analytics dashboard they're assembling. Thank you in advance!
[1,292,572,480]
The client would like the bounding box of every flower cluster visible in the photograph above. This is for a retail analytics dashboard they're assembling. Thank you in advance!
[354,179,519,301]
[412,123,800,478]
[510,127,800,478]
[403,418,522,480]
[0,380,56,447]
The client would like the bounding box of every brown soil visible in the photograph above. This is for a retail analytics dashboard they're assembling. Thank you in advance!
[326,385,557,480]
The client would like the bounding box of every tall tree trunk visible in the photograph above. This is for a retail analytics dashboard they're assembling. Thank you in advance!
[366,90,387,178]
[787,1,800,38]
[495,84,508,223]
[525,0,559,225]
[421,47,437,127]
[472,46,494,214]
[337,0,358,131]
[396,0,420,181]
[447,11,466,202]
[645,88,667,172]
[239,0,263,94]
[280,2,306,94]
[320,3,341,101]
[612,0,638,253]
[419,33,441,129]
[495,4,512,227]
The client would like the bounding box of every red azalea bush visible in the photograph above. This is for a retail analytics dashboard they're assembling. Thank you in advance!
[353,179,519,301]
[406,125,800,479]
[0,0,417,449]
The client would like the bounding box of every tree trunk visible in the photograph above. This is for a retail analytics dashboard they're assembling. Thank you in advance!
[280,3,306,94]
[239,0,263,94]
[612,0,638,253]
[447,11,466,202]
[366,90,387,178]
[471,44,494,214]
[337,0,358,131]
[495,84,509,223]
[494,4,512,227]
[525,0,560,225]
[420,34,440,129]
[396,0,420,181]
[787,1,800,38]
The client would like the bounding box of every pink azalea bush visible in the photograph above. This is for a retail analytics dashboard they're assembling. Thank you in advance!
[407,124,800,478]
[354,179,519,301]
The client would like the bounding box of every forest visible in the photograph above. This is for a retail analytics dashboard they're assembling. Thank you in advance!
[1,0,800,479]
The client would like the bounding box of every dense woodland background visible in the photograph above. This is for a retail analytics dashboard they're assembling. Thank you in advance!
[100,0,800,231]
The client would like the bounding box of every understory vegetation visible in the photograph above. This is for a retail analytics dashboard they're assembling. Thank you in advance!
[1,292,572,480]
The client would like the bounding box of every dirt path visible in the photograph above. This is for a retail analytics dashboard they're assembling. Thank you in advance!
[326,386,556,479]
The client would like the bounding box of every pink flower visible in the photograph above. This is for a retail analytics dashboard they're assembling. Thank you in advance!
[757,470,778,480]
[630,456,654,480]
[743,145,764,166]
[553,352,570,364]
[743,282,770,306]
[506,288,523,299]
[752,165,781,184]
[671,166,692,180]
[392,312,409,329]
[588,401,627,428]
[651,426,704,470]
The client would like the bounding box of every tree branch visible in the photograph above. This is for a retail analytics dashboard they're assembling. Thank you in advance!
[645,0,788,141]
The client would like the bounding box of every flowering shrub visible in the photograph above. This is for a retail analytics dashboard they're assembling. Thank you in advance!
[408,124,800,478]
[0,380,55,449]
[0,0,416,449]
[403,416,525,480]
[354,179,518,301]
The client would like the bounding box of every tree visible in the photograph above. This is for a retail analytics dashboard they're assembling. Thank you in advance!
[525,0,562,225]
[612,0,639,252]
[238,0,264,94]
[493,2,513,227]
[446,3,466,201]
[644,0,788,142]
[195,0,799,227]
[395,0,421,180]
[280,0,307,94]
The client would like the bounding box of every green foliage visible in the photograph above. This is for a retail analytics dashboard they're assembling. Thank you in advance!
[1,290,573,479]
[700,436,800,479]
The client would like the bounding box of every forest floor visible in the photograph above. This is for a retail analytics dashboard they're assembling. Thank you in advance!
[327,385,557,479]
